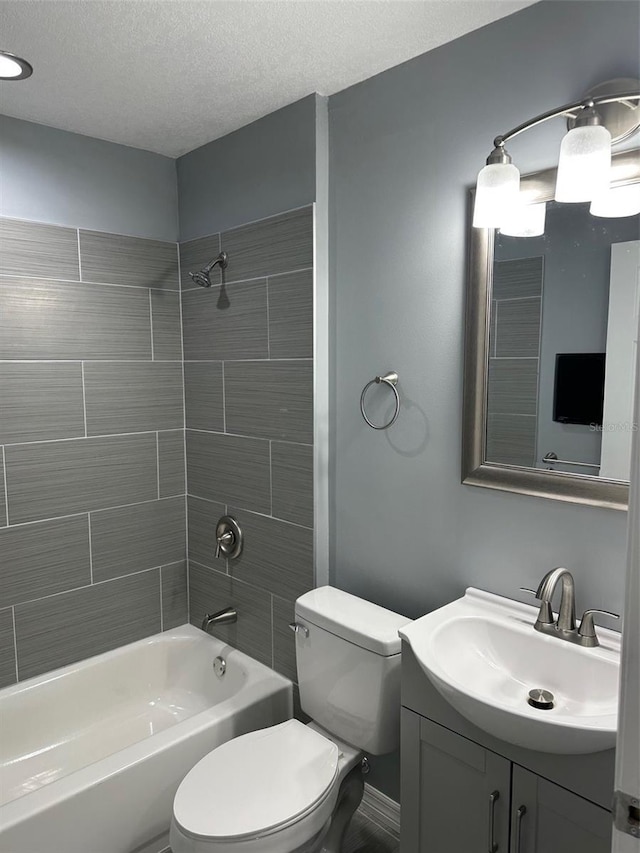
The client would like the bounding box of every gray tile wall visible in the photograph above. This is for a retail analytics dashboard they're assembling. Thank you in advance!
[0,207,315,690]
[0,217,187,686]
[182,206,314,689]
[486,257,543,468]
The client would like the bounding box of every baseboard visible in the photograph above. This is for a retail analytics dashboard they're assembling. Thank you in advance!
[360,783,400,840]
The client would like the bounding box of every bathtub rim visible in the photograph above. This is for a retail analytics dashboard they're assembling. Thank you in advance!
[0,623,293,830]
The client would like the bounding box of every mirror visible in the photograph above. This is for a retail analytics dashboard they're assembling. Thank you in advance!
[463,149,640,510]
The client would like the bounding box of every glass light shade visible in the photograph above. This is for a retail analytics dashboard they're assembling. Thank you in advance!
[0,55,23,78]
[590,184,640,218]
[472,163,520,229]
[554,125,611,203]
[500,201,546,237]
[0,52,32,80]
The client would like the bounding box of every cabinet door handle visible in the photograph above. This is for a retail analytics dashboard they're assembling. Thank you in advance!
[514,805,527,853]
[488,790,500,852]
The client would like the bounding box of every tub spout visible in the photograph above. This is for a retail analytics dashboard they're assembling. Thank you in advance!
[201,607,237,633]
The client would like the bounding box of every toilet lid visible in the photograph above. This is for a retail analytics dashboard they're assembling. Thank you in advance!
[173,720,340,840]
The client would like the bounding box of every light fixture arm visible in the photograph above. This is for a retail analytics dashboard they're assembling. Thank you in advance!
[493,90,640,149]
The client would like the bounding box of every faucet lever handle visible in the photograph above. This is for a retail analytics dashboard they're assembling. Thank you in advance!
[520,588,554,626]
[578,608,620,640]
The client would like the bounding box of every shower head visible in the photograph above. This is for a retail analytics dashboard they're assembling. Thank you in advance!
[189,269,214,288]
[189,251,228,288]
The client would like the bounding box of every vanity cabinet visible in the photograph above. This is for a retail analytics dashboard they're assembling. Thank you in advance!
[407,715,510,851]
[402,711,612,853]
[401,643,615,853]
[509,765,611,853]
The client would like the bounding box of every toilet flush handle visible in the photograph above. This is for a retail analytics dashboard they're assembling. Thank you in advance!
[289,622,309,638]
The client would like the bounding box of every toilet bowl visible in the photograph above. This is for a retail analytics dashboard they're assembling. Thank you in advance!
[171,587,411,853]
[170,720,362,853]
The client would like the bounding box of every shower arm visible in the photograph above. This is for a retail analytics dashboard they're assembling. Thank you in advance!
[202,251,228,273]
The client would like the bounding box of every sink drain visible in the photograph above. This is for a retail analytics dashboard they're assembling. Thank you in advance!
[527,688,554,710]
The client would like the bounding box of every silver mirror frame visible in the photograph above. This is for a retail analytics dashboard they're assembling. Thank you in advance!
[463,149,640,512]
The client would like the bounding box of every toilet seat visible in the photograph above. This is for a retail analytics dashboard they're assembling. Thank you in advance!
[172,720,340,848]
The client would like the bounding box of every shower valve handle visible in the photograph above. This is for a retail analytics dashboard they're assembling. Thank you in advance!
[214,516,243,560]
[215,531,234,559]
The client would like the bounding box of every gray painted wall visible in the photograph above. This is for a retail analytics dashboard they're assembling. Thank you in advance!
[0,116,178,241]
[329,0,638,797]
[177,96,317,241]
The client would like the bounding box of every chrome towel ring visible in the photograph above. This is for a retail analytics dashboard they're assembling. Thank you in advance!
[360,371,400,430]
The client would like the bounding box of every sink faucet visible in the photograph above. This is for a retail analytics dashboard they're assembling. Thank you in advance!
[535,567,576,634]
[522,568,619,647]
[201,606,237,633]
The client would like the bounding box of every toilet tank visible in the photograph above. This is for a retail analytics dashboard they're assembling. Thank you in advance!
[294,587,411,755]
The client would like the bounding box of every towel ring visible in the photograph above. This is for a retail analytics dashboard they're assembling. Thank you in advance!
[360,371,400,430]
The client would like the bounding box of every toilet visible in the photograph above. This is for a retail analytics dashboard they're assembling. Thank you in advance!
[170,586,411,853]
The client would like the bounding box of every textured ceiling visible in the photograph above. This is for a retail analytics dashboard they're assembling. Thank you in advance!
[0,0,534,157]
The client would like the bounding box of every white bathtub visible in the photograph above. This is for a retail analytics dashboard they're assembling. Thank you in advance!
[0,625,292,853]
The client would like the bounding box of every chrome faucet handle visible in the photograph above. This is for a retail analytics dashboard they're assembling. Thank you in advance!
[214,516,243,560]
[520,588,554,625]
[577,609,620,647]
[215,530,234,559]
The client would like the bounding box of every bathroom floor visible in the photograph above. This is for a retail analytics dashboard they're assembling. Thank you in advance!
[343,806,400,852]
[167,806,399,853]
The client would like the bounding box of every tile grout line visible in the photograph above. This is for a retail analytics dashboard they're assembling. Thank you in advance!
[4,495,184,530]
[149,289,155,361]
[177,241,190,625]
[2,428,176,449]
[185,427,311,446]
[190,496,312,532]
[87,513,94,583]
[76,229,83,281]
[11,565,167,610]
[0,358,312,364]
[156,432,161,499]
[80,362,88,437]
[269,440,273,516]
[265,276,271,359]
[0,271,181,292]
[0,425,309,452]
[221,363,227,433]
[159,566,164,632]
[270,594,275,669]
[0,266,312,292]
[1,446,9,526]
[11,606,19,682]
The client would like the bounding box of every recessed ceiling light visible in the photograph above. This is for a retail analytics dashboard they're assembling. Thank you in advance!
[0,51,33,81]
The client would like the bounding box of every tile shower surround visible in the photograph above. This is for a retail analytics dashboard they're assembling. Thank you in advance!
[0,205,314,693]
[182,205,315,690]
[0,216,187,687]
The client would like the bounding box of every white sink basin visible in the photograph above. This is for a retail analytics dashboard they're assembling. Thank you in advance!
[399,588,620,755]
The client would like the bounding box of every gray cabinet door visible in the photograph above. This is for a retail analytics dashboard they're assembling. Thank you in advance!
[510,766,612,853]
[401,711,511,853]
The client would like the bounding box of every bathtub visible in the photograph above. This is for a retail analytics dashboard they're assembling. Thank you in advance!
[0,624,292,853]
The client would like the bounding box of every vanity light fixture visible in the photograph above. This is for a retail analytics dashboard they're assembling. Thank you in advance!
[0,50,33,80]
[590,183,640,218]
[499,200,546,238]
[473,78,640,231]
